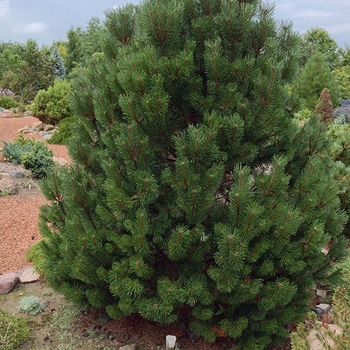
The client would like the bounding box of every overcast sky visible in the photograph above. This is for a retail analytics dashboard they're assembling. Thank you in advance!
[0,0,349,48]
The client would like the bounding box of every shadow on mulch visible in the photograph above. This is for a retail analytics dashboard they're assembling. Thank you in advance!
[72,309,292,350]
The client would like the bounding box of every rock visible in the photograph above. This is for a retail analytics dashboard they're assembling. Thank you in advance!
[316,303,331,312]
[0,272,20,294]
[316,289,328,299]
[119,345,138,350]
[18,126,30,133]
[19,266,40,283]
[43,134,52,140]
[311,307,323,317]
[0,176,16,194]
[32,121,43,130]
[0,152,6,162]
[308,322,343,350]
[9,171,25,178]
[44,124,55,132]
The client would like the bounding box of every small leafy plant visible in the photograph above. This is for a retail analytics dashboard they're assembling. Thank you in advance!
[18,295,47,315]
[0,95,17,109]
[21,141,55,178]
[0,309,31,350]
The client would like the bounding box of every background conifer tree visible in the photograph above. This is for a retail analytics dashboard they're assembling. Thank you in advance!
[52,46,66,79]
[38,1,348,349]
[292,52,340,110]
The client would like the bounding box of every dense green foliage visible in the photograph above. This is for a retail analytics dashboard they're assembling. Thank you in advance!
[0,309,31,350]
[29,79,72,125]
[0,40,56,103]
[292,52,340,109]
[334,65,350,100]
[0,95,17,109]
[21,141,55,178]
[2,136,54,178]
[1,138,33,164]
[47,116,78,145]
[301,27,340,69]
[37,1,349,349]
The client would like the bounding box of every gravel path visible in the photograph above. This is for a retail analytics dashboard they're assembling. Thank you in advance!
[0,115,70,273]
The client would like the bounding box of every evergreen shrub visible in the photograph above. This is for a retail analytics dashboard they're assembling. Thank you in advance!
[2,140,31,164]
[0,95,17,109]
[21,141,54,178]
[292,52,340,110]
[29,79,72,125]
[37,1,349,349]
[47,116,78,145]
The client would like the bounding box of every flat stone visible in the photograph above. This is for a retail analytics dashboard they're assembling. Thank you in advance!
[316,303,331,312]
[311,307,323,316]
[316,289,328,299]
[119,345,137,350]
[0,176,16,194]
[9,171,25,178]
[0,272,20,294]
[44,124,55,132]
[19,266,40,283]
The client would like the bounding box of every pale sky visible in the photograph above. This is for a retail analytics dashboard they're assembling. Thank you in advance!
[0,0,349,48]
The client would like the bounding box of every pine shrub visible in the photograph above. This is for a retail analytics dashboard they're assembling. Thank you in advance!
[29,79,72,125]
[37,1,349,349]
[47,116,78,145]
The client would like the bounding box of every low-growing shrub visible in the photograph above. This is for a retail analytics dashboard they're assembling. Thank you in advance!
[21,141,55,178]
[47,116,78,145]
[18,295,47,315]
[29,79,72,125]
[0,95,17,109]
[1,140,32,164]
[0,309,31,349]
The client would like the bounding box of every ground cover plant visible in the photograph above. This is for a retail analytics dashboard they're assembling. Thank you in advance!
[2,134,54,178]
[36,1,349,349]
[0,309,31,349]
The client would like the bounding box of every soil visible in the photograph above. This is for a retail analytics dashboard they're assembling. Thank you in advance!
[0,115,291,350]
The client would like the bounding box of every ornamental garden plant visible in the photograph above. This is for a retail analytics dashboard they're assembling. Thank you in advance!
[36,1,349,349]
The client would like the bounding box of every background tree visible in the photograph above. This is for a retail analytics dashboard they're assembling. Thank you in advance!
[52,46,66,79]
[65,27,83,75]
[0,42,23,81]
[1,39,56,103]
[292,52,340,109]
[300,27,339,69]
[37,1,348,349]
